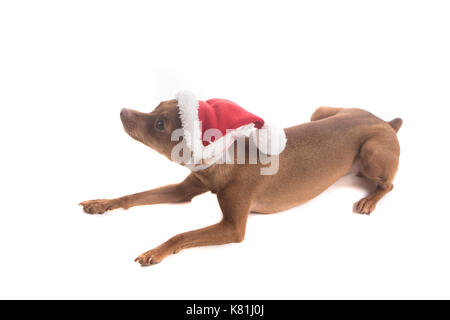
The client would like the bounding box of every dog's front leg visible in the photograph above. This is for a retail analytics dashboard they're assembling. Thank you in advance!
[135,187,251,265]
[80,174,207,214]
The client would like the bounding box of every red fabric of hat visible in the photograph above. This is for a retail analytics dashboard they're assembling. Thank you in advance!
[198,99,264,147]
[176,91,287,163]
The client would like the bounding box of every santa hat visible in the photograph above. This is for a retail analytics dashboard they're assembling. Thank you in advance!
[176,91,287,162]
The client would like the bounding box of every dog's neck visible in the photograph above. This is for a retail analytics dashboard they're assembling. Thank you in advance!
[190,162,235,195]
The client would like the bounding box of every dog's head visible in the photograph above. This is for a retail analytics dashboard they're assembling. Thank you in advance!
[120,99,182,159]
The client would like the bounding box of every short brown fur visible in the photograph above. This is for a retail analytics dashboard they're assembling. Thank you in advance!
[80,100,401,265]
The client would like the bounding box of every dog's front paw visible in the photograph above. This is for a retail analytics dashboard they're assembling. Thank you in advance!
[79,199,115,214]
[135,248,167,266]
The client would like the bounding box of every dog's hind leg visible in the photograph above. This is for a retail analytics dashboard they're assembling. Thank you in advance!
[310,107,343,121]
[354,132,400,215]
[80,173,208,214]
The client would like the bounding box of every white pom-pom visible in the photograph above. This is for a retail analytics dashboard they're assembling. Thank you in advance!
[251,123,287,155]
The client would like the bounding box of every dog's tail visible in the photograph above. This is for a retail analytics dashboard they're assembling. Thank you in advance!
[388,118,403,133]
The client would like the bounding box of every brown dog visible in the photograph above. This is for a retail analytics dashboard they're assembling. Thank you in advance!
[80,99,401,266]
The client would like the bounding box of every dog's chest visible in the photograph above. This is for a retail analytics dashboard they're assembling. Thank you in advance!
[193,172,219,194]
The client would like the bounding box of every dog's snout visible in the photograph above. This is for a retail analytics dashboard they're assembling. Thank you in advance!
[120,108,128,120]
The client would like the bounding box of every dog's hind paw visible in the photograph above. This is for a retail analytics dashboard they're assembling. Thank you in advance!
[79,199,115,214]
[354,198,376,215]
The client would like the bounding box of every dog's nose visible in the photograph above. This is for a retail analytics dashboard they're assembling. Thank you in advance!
[120,108,128,120]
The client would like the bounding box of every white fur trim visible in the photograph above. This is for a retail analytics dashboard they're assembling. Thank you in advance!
[250,123,287,155]
[175,91,203,162]
[202,123,255,159]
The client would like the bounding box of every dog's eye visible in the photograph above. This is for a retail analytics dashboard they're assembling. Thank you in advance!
[156,119,164,131]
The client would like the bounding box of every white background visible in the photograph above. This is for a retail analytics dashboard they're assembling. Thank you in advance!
[1,0,449,299]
